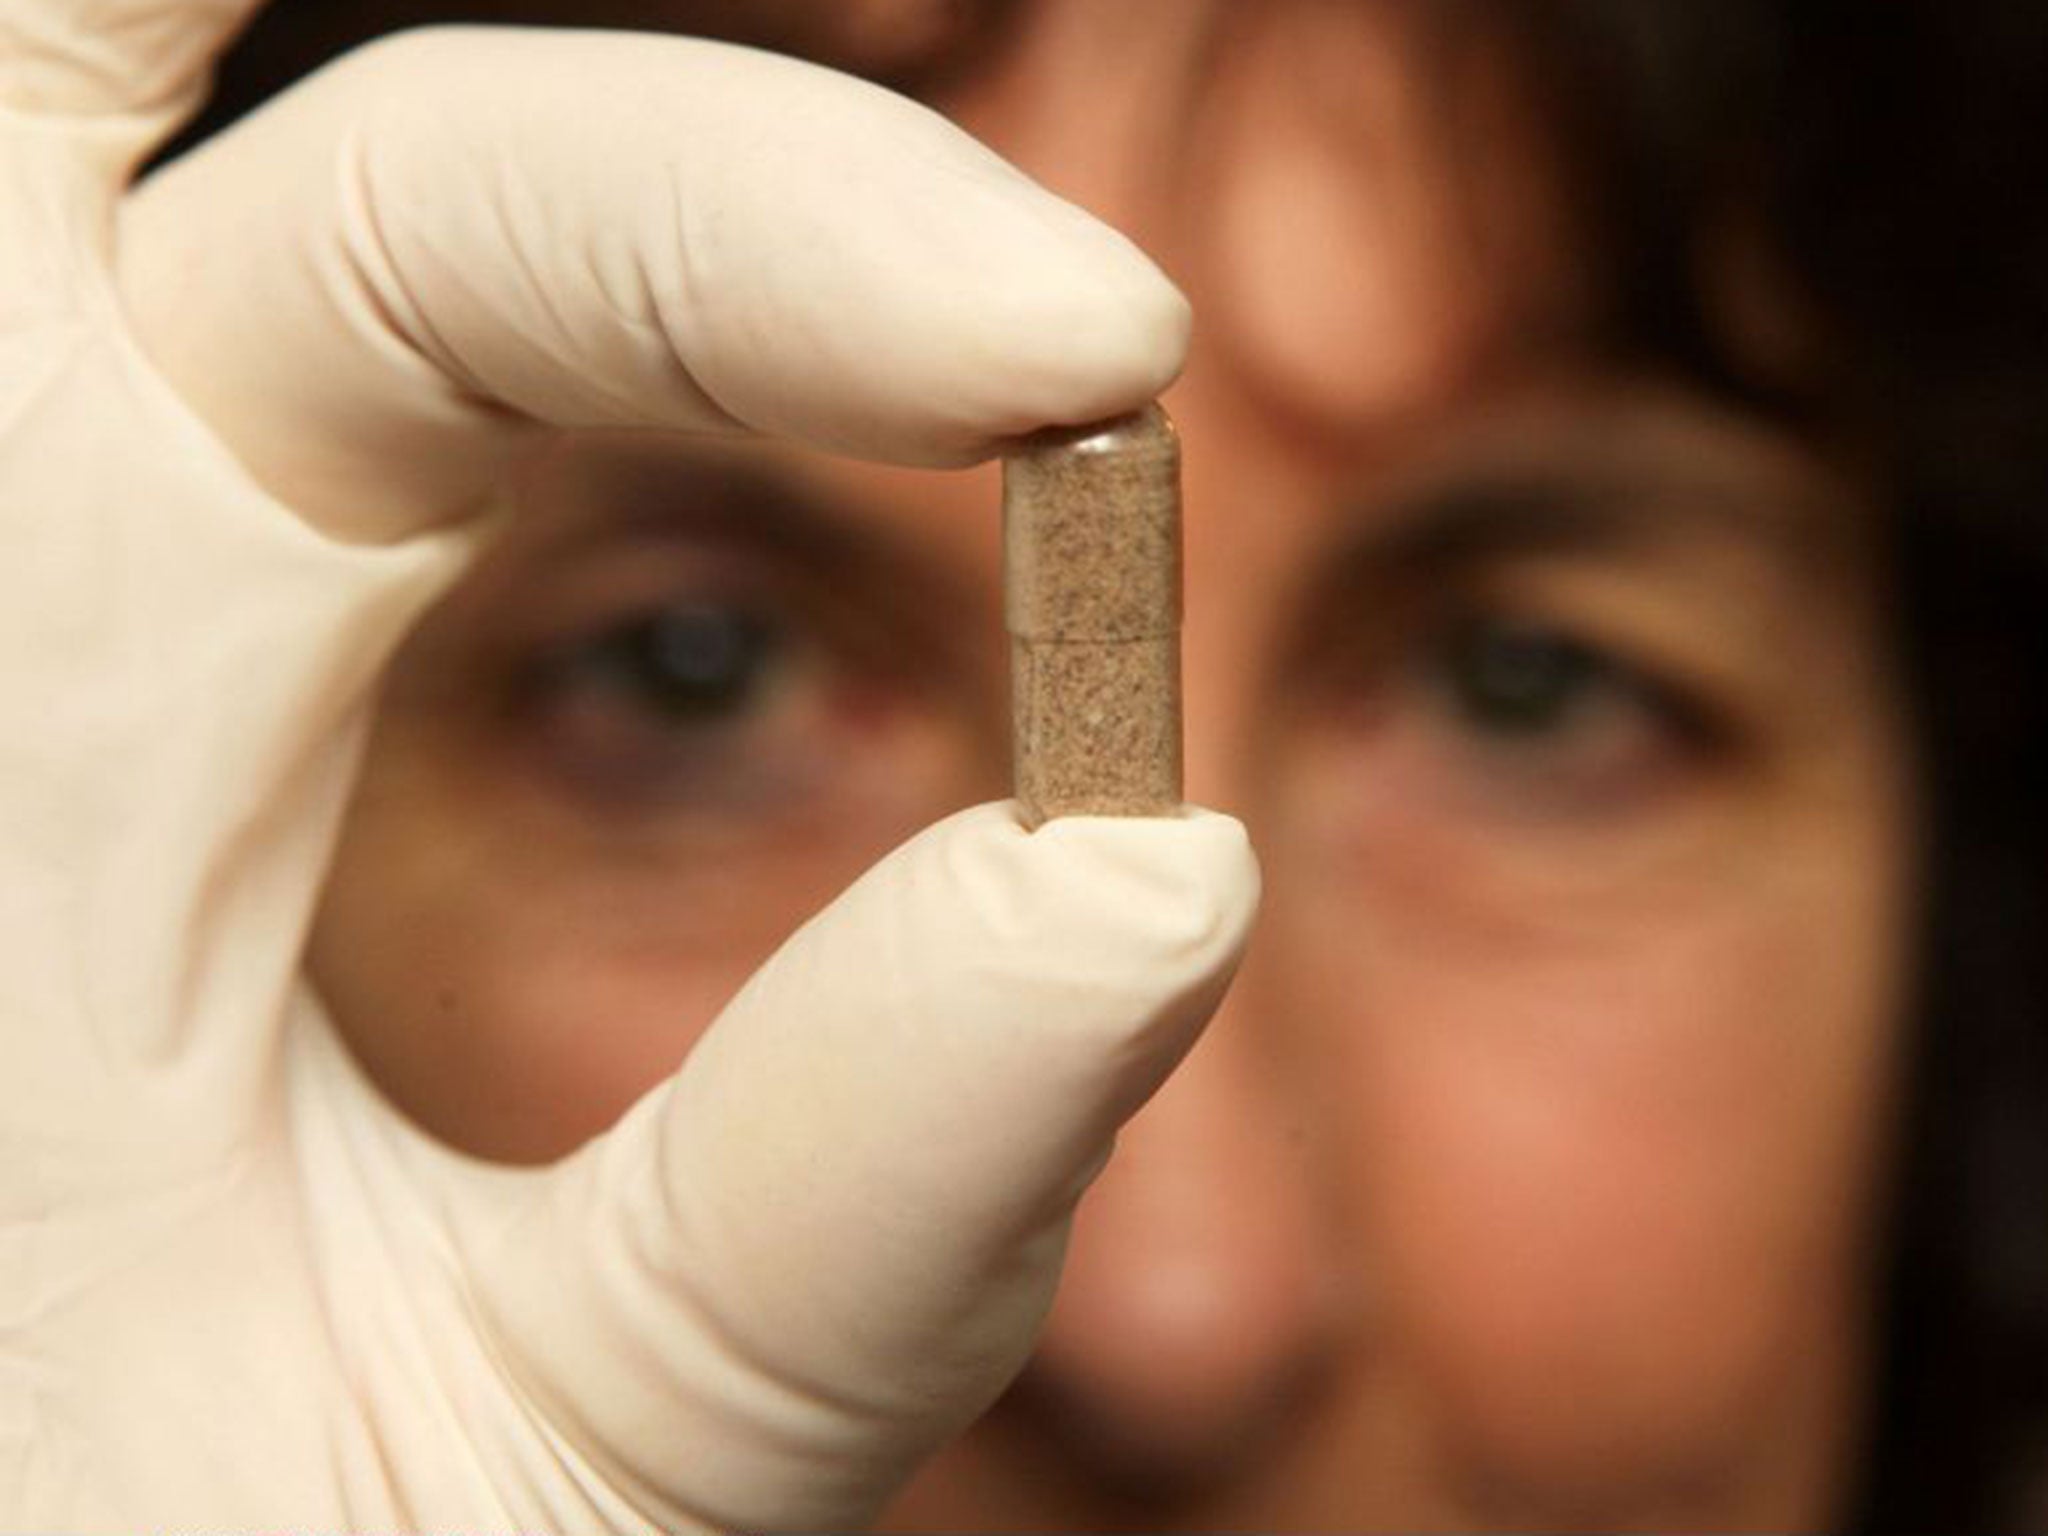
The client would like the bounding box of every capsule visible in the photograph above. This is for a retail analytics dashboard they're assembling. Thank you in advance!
[1003,403,1183,827]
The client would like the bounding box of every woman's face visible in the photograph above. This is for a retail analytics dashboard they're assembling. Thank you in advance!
[308,1,1918,1527]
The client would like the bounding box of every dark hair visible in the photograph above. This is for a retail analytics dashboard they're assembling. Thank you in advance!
[189,1,2048,1525]
[1505,4,2048,1526]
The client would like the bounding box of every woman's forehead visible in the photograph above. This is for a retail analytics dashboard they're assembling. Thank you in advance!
[930,0,1599,439]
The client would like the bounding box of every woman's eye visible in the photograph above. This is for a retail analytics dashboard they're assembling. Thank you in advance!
[580,604,782,722]
[1431,616,1620,738]
[1408,612,1716,816]
[518,597,818,810]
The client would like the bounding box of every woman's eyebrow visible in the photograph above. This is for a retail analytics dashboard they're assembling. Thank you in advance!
[1344,463,1844,582]
[562,450,995,639]
[592,455,881,564]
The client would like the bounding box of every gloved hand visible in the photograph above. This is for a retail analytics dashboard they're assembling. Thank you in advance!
[0,5,1259,1530]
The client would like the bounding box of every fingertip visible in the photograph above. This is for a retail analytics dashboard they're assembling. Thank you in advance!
[1087,233,1195,405]
[669,70,1191,465]
[1024,805,1261,957]
[919,801,1261,985]
[996,207,1192,424]
[927,203,1193,459]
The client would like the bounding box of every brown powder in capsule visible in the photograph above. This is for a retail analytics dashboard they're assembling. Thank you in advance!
[1003,403,1182,827]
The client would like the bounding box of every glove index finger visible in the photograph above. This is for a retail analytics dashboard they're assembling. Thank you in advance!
[119,28,1192,541]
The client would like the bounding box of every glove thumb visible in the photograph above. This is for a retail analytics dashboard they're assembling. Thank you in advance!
[442,803,1257,1531]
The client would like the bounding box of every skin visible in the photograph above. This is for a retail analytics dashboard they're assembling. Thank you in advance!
[306,0,1920,1527]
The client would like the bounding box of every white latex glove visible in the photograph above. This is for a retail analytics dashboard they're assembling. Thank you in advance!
[0,6,1259,1531]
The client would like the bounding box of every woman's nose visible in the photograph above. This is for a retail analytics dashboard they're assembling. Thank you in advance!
[1012,980,1344,1491]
